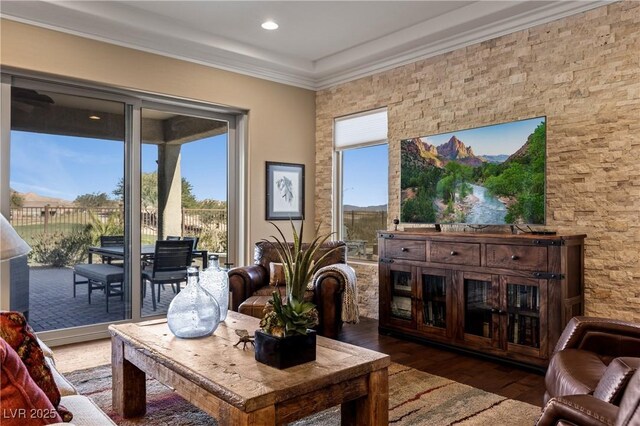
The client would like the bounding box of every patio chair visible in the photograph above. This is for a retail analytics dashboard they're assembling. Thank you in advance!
[183,236,199,251]
[182,236,202,269]
[143,236,191,274]
[141,240,193,311]
[100,235,124,265]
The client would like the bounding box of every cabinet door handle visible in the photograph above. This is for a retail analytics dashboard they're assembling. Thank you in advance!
[450,251,457,256]
[401,247,409,252]
[511,255,519,260]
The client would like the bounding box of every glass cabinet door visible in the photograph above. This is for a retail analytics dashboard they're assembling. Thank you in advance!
[464,277,494,339]
[506,284,539,347]
[390,269,413,321]
[502,276,547,357]
[419,268,449,336]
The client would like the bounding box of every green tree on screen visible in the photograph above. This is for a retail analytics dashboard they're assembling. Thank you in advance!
[401,190,437,223]
[437,162,473,203]
[485,122,545,223]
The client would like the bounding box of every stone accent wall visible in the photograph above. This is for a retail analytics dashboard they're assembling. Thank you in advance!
[350,262,379,319]
[317,2,640,321]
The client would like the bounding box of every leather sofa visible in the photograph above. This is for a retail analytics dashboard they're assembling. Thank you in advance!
[1,309,114,425]
[229,241,347,339]
[544,317,640,405]
[537,367,640,425]
[29,338,115,425]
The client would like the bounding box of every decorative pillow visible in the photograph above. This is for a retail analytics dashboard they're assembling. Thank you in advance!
[594,357,640,404]
[269,262,286,286]
[0,338,63,425]
[0,312,72,422]
[270,261,317,289]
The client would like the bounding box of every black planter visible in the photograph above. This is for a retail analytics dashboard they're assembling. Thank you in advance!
[254,330,316,369]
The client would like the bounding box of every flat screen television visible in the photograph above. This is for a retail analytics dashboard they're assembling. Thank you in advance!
[400,116,546,225]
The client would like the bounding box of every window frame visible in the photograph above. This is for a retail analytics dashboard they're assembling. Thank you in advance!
[333,108,388,263]
[0,70,247,346]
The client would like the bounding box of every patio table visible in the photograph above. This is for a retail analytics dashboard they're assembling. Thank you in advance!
[88,244,208,268]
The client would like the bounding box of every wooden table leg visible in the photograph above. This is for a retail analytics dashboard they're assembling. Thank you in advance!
[341,367,388,426]
[112,335,147,418]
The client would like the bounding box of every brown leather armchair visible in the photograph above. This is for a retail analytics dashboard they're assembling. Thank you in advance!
[228,241,347,339]
[544,317,640,405]
[537,367,640,426]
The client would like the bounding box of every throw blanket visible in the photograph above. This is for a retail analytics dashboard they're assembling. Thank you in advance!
[311,264,360,324]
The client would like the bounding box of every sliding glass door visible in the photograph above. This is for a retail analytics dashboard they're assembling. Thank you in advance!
[1,75,243,344]
[9,86,130,332]
[139,106,229,317]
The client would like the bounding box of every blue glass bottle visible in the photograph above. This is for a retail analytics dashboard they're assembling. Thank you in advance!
[167,266,220,338]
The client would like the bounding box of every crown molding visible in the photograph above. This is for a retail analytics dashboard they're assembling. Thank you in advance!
[1,0,615,91]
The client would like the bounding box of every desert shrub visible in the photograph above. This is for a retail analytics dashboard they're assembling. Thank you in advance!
[343,211,387,244]
[198,226,228,253]
[84,210,124,245]
[30,230,91,267]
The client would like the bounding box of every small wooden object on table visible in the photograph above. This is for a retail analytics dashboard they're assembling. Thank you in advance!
[109,311,390,425]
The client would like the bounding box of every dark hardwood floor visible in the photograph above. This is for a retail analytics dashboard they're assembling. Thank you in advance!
[337,317,546,407]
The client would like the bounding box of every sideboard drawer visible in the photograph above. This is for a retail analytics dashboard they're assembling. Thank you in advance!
[430,242,480,266]
[486,244,548,271]
[384,239,426,261]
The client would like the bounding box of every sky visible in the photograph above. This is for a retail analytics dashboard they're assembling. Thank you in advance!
[423,116,545,156]
[12,127,384,208]
[10,116,541,207]
[10,131,227,202]
[343,143,388,207]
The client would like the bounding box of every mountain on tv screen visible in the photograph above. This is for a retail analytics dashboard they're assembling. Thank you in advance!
[400,117,546,225]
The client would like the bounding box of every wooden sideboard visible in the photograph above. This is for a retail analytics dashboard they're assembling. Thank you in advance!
[378,231,586,368]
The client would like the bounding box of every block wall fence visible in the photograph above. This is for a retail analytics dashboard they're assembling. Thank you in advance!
[315,1,640,321]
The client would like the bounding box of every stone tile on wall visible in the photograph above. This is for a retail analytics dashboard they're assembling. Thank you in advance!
[349,262,379,320]
[317,2,640,322]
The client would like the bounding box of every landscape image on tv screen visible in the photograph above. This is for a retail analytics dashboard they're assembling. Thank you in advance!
[401,116,546,225]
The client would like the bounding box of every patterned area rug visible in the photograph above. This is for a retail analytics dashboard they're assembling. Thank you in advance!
[65,363,541,425]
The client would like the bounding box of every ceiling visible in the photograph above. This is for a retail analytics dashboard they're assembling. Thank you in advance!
[1,0,613,90]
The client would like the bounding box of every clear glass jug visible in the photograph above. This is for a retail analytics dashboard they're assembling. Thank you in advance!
[167,266,220,338]
[200,254,230,321]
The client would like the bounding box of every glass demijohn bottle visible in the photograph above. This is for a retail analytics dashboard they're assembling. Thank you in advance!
[200,254,230,321]
[167,266,220,338]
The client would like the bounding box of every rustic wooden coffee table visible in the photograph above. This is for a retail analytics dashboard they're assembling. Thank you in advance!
[109,312,389,425]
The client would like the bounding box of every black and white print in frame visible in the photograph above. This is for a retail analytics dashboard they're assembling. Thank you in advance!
[265,162,305,220]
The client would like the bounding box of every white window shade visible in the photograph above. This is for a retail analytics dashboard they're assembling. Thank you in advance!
[334,109,388,150]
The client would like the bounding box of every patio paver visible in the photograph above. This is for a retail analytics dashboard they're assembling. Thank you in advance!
[28,266,175,332]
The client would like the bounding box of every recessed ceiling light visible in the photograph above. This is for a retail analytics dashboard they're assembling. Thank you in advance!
[261,20,278,30]
[89,115,101,120]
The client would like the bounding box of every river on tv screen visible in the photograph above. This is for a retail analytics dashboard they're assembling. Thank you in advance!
[400,117,546,225]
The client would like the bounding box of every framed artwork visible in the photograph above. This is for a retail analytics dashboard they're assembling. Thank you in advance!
[266,162,305,220]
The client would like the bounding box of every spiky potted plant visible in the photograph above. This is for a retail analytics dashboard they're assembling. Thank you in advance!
[255,220,339,369]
